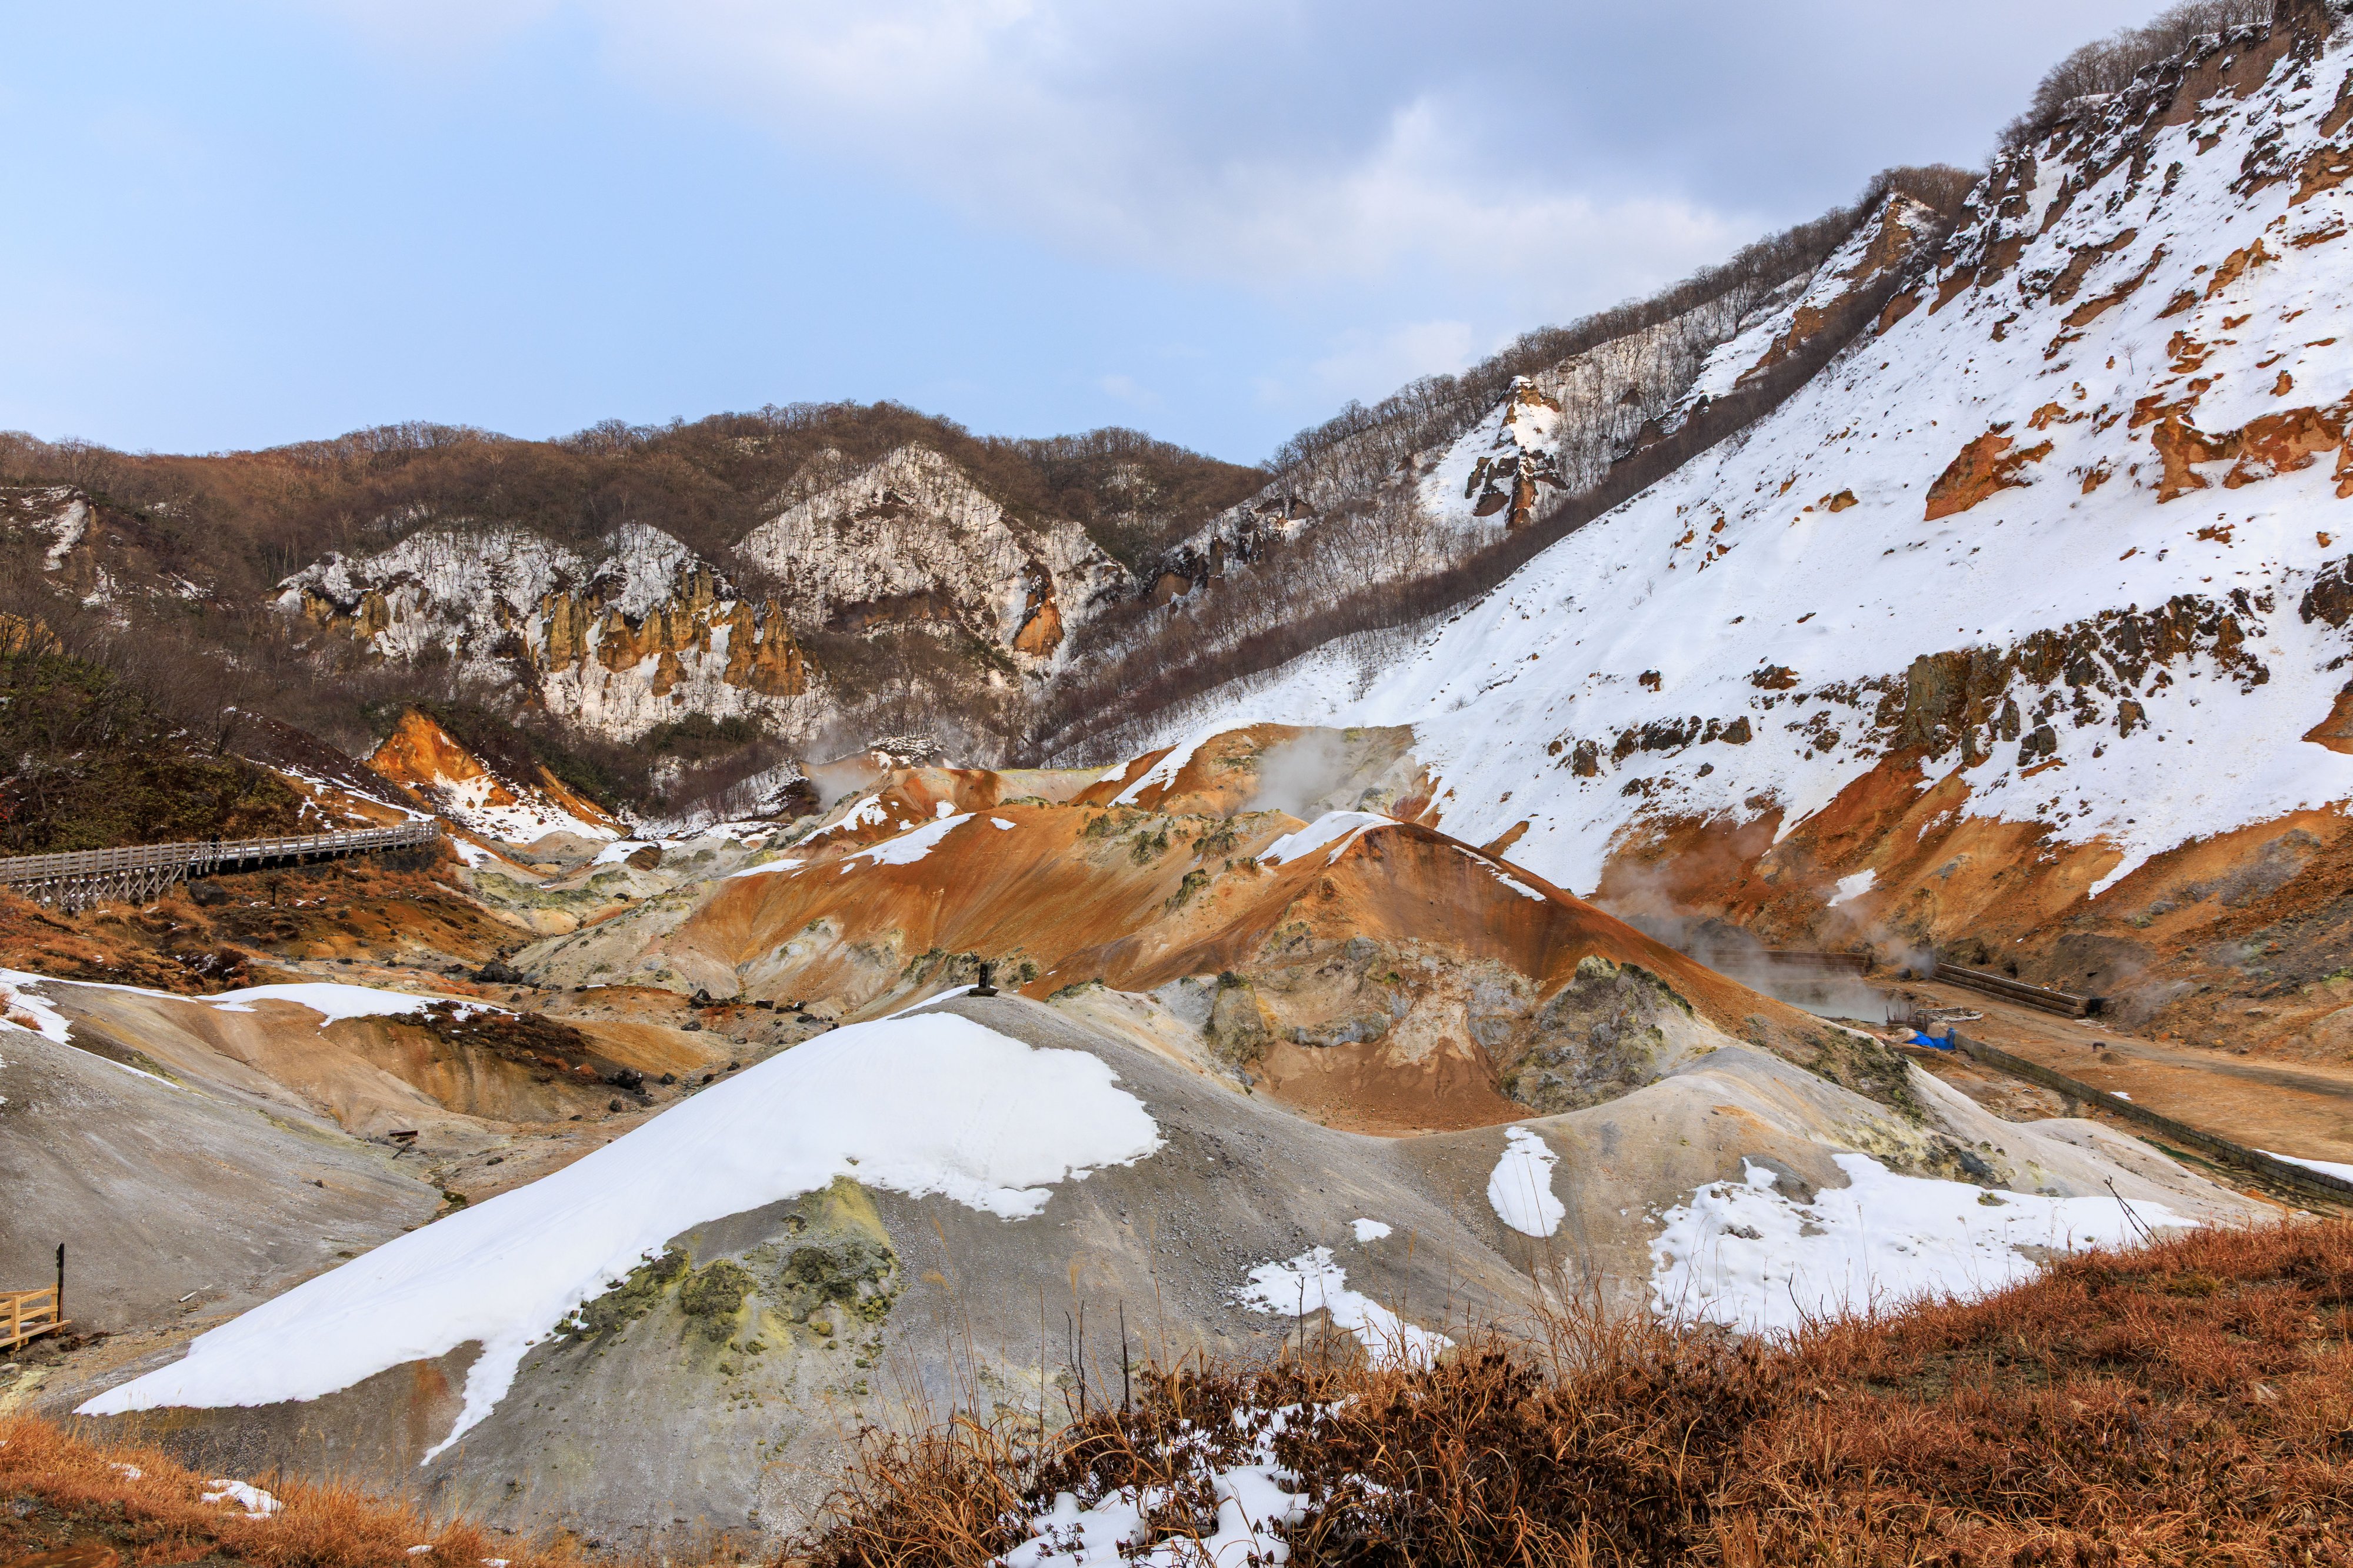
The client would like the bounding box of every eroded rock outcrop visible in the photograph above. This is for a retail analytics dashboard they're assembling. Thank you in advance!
[282,523,816,743]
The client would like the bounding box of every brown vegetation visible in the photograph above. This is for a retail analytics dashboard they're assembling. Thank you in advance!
[2001,1,2279,149]
[0,840,511,991]
[814,1218,2353,1566]
[0,1414,579,1568]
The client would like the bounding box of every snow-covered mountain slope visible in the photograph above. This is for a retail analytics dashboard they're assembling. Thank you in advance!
[1149,193,1946,595]
[1144,6,2353,1041]
[281,523,818,743]
[1660,193,1945,432]
[735,444,1128,662]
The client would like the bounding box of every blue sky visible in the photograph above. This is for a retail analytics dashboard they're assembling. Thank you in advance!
[4,1,2159,465]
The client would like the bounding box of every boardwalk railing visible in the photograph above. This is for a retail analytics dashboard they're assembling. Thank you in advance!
[1,1286,64,1352]
[1932,960,2103,1018]
[0,819,439,912]
[1949,1032,2353,1210]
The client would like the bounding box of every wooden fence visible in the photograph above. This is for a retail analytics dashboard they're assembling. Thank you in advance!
[1,1286,63,1352]
[1949,1032,2353,1210]
[1933,961,2102,1017]
[0,819,439,913]
[1763,951,1874,975]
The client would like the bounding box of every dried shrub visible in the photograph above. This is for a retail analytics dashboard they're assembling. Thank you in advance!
[810,1218,2353,1567]
[0,1414,580,1568]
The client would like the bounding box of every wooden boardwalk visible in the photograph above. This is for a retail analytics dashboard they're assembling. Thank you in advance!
[0,820,439,913]
[1,1286,64,1352]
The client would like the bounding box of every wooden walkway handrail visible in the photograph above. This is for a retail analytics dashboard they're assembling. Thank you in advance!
[1949,1032,2353,1209]
[0,819,439,912]
[1,1286,65,1352]
[1932,960,2102,1018]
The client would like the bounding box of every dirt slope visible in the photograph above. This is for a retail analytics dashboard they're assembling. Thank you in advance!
[49,991,2259,1549]
[520,725,1844,1133]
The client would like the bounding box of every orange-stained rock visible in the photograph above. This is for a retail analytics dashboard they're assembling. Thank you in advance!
[2304,681,2353,755]
[1924,431,2052,520]
[662,796,1819,1133]
[718,600,810,698]
[369,709,515,807]
[1013,596,1065,656]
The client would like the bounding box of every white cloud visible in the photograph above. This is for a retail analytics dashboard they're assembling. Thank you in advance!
[296,0,1752,306]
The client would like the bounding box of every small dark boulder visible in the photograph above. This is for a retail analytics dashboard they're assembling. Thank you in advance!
[476,959,527,985]
[186,879,231,908]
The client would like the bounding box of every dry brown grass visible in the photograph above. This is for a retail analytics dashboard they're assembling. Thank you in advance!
[8,1220,2348,1568]
[0,1414,577,1568]
[812,1220,2353,1567]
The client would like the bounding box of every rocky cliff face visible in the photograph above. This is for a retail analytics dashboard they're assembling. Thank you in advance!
[1151,5,2353,1051]
[273,444,1148,744]
[734,444,1129,662]
[1146,194,1944,599]
[281,523,817,743]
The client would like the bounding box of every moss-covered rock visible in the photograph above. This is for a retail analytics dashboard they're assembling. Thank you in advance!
[1801,1027,1928,1122]
[1206,972,1272,1067]
[570,1245,689,1337]
[1499,956,1692,1113]
[746,1177,901,1333]
[678,1258,758,1341]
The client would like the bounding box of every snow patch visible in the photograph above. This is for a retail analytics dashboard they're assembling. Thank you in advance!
[1235,1247,1449,1369]
[724,857,805,880]
[999,1404,1322,1568]
[1260,810,1393,868]
[2262,1149,2353,1183]
[203,1481,281,1519]
[1350,1218,1392,1243]
[78,1013,1163,1461]
[0,970,75,1044]
[1650,1154,2187,1336]
[1486,1126,1565,1237]
[839,814,972,872]
[1829,870,1876,906]
[1111,728,1219,806]
[202,983,505,1029]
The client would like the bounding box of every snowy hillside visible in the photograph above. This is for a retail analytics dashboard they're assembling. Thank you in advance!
[1660,194,1945,431]
[1149,192,1947,597]
[1151,11,2353,956]
[78,1009,1166,1459]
